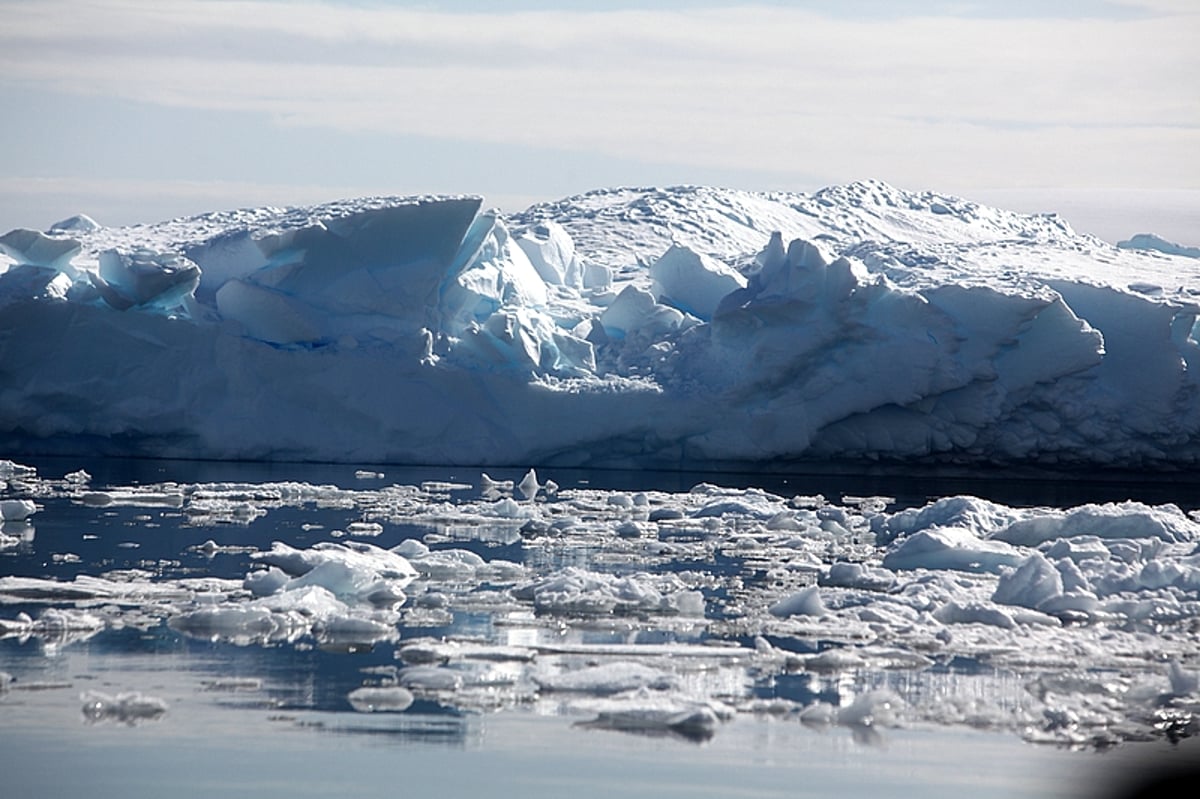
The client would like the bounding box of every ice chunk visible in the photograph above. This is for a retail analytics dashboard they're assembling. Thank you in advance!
[533,661,678,694]
[582,261,612,290]
[649,244,746,321]
[0,499,36,521]
[347,685,414,712]
[599,285,685,340]
[252,541,417,582]
[995,502,1198,547]
[820,562,896,592]
[882,527,1024,573]
[515,221,582,287]
[243,566,289,597]
[582,701,724,742]
[442,212,548,330]
[836,689,903,727]
[768,585,826,617]
[0,228,81,272]
[518,468,539,500]
[933,600,1017,629]
[875,495,1025,545]
[511,567,703,616]
[284,559,408,607]
[81,691,168,724]
[0,263,74,305]
[992,552,1063,610]
[91,248,200,312]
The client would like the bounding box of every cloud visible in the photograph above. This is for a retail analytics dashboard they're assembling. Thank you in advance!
[0,0,1196,192]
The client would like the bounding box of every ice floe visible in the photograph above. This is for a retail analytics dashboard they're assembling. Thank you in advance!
[0,458,1197,749]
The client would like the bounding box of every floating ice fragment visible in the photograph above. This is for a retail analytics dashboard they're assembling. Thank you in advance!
[1117,232,1200,259]
[0,460,36,480]
[840,690,904,727]
[933,600,1017,629]
[252,540,418,582]
[512,567,703,616]
[875,496,1023,545]
[244,566,289,597]
[480,473,513,493]
[347,685,414,713]
[0,499,36,521]
[518,468,539,500]
[804,648,867,672]
[820,562,896,592]
[768,585,826,618]
[883,527,1024,573]
[994,502,1199,547]
[534,662,679,695]
[580,699,726,742]
[992,552,1063,610]
[397,665,463,692]
[346,521,383,537]
[81,691,168,725]
[63,469,91,484]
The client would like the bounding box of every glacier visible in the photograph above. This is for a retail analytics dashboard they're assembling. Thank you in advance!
[1,180,1198,469]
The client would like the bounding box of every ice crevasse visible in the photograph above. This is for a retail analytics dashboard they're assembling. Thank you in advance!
[0,181,1198,468]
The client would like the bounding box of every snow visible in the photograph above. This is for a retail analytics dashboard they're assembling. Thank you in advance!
[1,181,1199,470]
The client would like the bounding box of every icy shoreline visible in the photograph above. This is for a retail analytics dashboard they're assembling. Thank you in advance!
[2,181,1199,469]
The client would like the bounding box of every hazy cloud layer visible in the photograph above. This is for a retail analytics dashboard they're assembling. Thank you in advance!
[0,1,1196,228]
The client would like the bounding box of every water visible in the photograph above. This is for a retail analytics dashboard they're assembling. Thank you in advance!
[2,456,1197,798]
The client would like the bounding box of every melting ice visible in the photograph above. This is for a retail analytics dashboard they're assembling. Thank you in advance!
[1,459,1197,748]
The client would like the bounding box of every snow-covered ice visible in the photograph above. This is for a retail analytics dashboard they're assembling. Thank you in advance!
[2,181,1198,469]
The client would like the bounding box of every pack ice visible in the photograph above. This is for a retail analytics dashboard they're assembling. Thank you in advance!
[2,461,1198,747]
[2,182,1198,468]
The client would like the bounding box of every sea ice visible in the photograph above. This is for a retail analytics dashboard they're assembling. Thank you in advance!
[3,464,1199,748]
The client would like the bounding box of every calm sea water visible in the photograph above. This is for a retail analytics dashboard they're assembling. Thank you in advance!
[2,456,1197,798]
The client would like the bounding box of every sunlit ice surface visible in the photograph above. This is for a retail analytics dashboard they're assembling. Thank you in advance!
[2,457,1198,797]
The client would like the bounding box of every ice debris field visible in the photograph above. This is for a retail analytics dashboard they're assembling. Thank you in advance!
[2,181,1199,468]
[1,458,1198,748]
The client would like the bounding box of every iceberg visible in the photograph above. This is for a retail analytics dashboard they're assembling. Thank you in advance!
[2,181,1198,470]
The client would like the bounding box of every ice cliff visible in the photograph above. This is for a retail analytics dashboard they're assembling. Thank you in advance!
[1,181,1198,469]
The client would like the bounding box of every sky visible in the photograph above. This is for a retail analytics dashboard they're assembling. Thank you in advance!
[0,0,1197,242]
